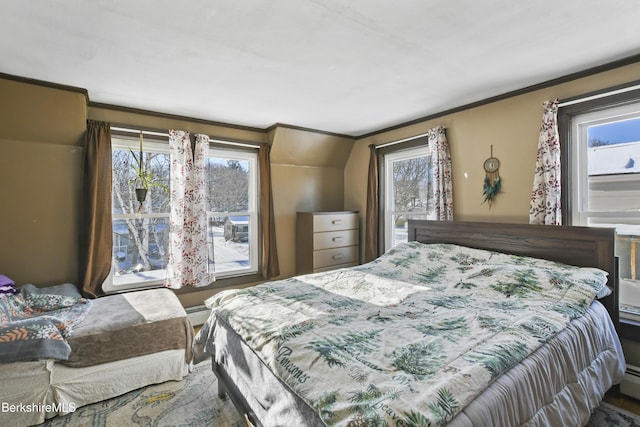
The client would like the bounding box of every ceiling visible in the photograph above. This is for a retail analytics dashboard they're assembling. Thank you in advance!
[1,1,639,137]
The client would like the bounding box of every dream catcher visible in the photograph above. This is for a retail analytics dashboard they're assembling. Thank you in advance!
[482,145,501,208]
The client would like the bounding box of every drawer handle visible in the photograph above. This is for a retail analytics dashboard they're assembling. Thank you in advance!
[332,237,343,242]
[332,254,344,260]
[332,220,343,225]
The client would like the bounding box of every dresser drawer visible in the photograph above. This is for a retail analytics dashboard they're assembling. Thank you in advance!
[313,229,358,250]
[313,246,359,269]
[313,213,358,233]
[313,262,358,273]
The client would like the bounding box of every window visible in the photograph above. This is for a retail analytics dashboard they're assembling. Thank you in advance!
[382,144,434,251]
[204,148,258,276]
[561,86,640,323]
[103,132,259,292]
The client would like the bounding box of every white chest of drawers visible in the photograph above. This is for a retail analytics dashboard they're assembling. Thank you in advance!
[296,211,360,274]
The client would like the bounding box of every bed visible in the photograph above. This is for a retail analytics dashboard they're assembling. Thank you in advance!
[193,220,626,427]
[0,286,193,427]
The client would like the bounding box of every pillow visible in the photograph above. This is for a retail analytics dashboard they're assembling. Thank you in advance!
[596,285,613,299]
[0,274,17,299]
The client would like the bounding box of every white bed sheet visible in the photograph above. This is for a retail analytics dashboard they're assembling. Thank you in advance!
[0,349,190,427]
[212,301,625,427]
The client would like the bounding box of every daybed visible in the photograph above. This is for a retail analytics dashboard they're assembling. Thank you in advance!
[0,286,193,427]
[193,220,626,427]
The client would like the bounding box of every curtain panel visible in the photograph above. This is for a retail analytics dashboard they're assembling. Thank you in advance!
[529,100,562,225]
[259,143,280,278]
[80,120,112,298]
[428,125,454,221]
[364,144,379,263]
[165,130,211,289]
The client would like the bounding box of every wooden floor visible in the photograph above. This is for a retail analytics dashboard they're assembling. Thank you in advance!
[604,389,640,415]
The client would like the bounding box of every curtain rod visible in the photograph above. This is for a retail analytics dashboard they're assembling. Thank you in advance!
[110,126,261,149]
[375,131,431,149]
[558,83,640,107]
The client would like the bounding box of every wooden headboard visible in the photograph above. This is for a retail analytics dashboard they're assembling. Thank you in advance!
[407,220,619,327]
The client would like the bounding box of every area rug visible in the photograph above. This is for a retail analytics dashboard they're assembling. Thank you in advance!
[41,362,640,427]
[41,360,244,427]
[587,402,640,427]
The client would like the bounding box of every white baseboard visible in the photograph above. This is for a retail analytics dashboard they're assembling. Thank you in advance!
[621,364,640,400]
[186,305,211,327]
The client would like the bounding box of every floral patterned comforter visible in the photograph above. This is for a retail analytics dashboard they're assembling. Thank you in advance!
[200,242,609,426]
[0,292,92,363]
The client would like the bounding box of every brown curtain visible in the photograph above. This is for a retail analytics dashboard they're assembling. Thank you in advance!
[259,143,280,278]
[80,120,112,298]
[364,144,379,263]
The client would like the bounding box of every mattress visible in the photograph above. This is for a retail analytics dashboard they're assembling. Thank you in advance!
[0,349,190,427]
[66,288,193,367]
[210,300,624,426]
[196,242,622,426]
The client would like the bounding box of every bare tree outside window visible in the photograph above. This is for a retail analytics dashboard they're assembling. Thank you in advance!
[112,148,170,277]
[392,156,431,215]
[207,159,249,213]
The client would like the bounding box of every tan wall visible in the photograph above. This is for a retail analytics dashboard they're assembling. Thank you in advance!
[0,78,355,307]
[0,78,87,286]
[88,106,267,145]
[3,60,639,306]
[268,126,354,278]
[345,61,640,257]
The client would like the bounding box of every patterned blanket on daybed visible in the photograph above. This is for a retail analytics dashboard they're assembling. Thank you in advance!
[0,292,92,363]
[196,242,610,427]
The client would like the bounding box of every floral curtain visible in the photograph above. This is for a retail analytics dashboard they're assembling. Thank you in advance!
[165,130,212,289]
[428,125,454,220]
[529,100,561,225]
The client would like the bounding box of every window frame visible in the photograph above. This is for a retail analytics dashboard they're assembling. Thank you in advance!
[569,103,640,225]
[204,144,260,279]
[558,81,640,223]
[558,80,640,340]
[102,131,261,294]
[378,136,431,252]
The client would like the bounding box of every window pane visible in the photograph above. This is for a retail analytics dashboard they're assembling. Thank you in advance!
[384,146,431,251]
[205,153,256,277]
[112,216,169,285]
[392,156,430,212]
[391,214,429,247]
[587,117,640,212]
[209,215,251,274]
[206,158,249,212]
[574,109,640,319]
[112,148,170,215]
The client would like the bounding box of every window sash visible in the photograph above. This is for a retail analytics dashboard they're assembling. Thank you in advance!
[568,100,640,321]
[570,102,640,224]
[383,145,431,251]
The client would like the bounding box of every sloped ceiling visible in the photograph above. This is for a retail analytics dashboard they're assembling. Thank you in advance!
[1,0,639,136]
